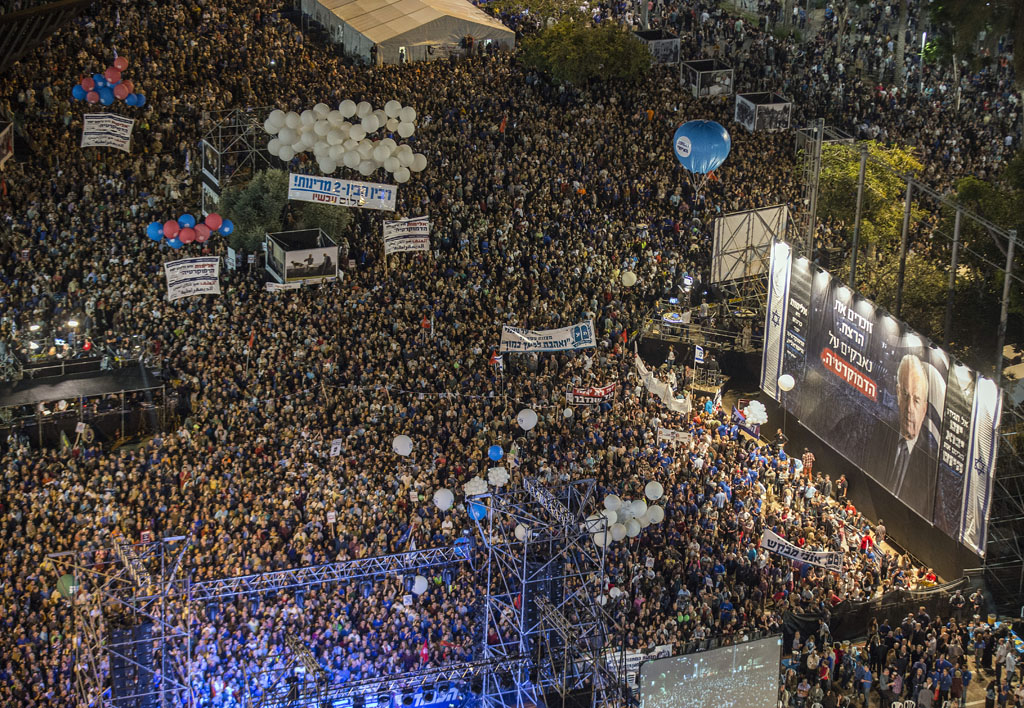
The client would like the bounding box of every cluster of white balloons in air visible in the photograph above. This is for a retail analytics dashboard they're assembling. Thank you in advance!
[743,399,768,426]
[263,100,427,182]
[488,466,510,486]
[462,476,488,496]
[588,482,666,547]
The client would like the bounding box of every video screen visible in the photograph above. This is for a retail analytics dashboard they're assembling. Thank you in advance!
[761,242,1002,554]
[640,636,781,708]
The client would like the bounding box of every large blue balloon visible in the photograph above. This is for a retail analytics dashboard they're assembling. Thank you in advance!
[98,88,115,106]
[178,214,196,229]
[167,238,183,250]
[219,219,234,235]
[136,94,146,107]
[468,502,487,521]
[146,222,164,241]
[125,94,139,107]
[488,445,503,462]
[72,85,87,101]
[672,120,731,175]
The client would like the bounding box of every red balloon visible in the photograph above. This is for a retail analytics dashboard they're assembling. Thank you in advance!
[113,84,131,100]
[83,340,93,352]
[163,220,180,238]
[194,223,211,243]
[113,56,129,72]
[204,213,223,230]
[120,80,134,94]
[80,77,95,91]
[104,67,121,84]
[178,227,196,244]
[86,91,100,104]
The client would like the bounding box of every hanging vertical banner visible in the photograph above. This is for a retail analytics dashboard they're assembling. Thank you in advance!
[383,217,431,255]
[80,113,135,152]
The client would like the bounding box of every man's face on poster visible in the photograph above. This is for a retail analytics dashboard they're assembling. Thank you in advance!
[897,357,928,442]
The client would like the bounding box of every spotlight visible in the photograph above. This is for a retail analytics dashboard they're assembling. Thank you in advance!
[67,319,79,328]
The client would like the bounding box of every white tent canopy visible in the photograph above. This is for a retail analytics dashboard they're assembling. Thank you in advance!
[301,0,515,64]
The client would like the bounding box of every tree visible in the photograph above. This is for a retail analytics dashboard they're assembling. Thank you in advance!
[818,141,924,261]
[928,0,1024,88]
[520,18,652,85]
[219,169,352,251]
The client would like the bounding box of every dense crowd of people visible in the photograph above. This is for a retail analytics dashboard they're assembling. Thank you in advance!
[0,0,1021,706]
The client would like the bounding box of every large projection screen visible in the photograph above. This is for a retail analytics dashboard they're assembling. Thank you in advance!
[640,636,781,708]
[761,241,1002,555]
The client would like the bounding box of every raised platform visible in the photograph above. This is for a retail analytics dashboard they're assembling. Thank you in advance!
[0,365,162,408]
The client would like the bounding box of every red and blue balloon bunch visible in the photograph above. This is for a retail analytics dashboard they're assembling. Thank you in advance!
[146,213,234,249]
[71,56,146,107]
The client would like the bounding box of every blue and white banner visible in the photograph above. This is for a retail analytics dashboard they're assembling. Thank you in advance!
[164,257,221,301]
[760,528,843,573]
[287,173,396,211]
[80,113,135,152]
[694,345,705,365]
[500,320,596,353]
[383,217,431,255]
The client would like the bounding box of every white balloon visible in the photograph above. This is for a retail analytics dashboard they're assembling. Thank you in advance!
[267,137,281,155]
[327,129,345,146]
[433,488,454,511]
[394,166,411,183]
[373,145,391,163]
[396,144,414,158]
[621,271,638,287]
[327,109,344,125]
[313,142,329,158]
[384,100,402,118]
[514,524,530,541]
[604,494,622,512]
[592,530,611,548]
[617,504,635,523]
[328,145,345,161]
[313,102,330,117]
[399,106,417,123]
[339,100,357,118]
[300,110,316,126]
[610,523,627,542]
[356,101,372,118]
[362,114,380,133]
[318,158,337,174]
[609,586,623,599]
[392,434,413,456]
[602,509,618,526]
[301,131,317,148]
[639,510,653,528]
[268,109,286,127]
[264,117,280,134]
[384,156,400,173]
[357,140,374,158]
[314,120,330,136]
[778,374,795,392]
[397,122,415,138]
[278,146,295,162]
[648,505,665,524]
[517,408,538,431]
[358,160,375,176]
[278,127,296,145]
[583,513,606,534]
[412,575,429,595]
[343,138,359,152]
[563,407,573,419]
[411,153,428,173]
[373,109,387,127]
[386,118,400,132]
[630,499,648,518]
[625,519,642,538]
[343,151,361,169]
[285,111,301,129]
[644,481,664,501]
[349,125,366,142]
[380,137,398,152]
[397,150,415,167]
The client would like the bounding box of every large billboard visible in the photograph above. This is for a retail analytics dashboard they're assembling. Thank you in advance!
[762,242,1002,555]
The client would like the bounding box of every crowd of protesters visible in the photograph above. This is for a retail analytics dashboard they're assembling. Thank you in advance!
[0,0,1021,706]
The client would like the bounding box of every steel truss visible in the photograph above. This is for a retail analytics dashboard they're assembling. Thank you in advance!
[49,536,193,708]
[199,107,274,181]
[472,477,625,708]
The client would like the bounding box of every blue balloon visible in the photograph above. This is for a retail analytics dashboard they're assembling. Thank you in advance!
[167,238,183,250]
[219,219,234,235]
[136,94,146,107]
[99,88,114,106]
[672,120,731,175]
[125,94,138,107]
[178,214,196,229]
[468,502,487,521]
[488,445,503,462]
[92,73,105,87]
[146,222,163,241]
[72,85,87,100]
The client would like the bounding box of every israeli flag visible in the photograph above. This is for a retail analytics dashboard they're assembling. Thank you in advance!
[695,345,706,365]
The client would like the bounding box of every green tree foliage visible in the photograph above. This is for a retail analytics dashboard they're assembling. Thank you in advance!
[219,169,352,250]
[819,141,924,257]
[520,19,652,85]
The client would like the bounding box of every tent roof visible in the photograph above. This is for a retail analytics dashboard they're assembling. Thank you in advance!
[317,0,512,44]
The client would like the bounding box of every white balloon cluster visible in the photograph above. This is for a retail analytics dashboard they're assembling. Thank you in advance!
[263,100,427,182]
[590,493,665,547]
[463,476,488,496]
[433,488,454,511]
[487,466,510,487]
[743,399,768,426]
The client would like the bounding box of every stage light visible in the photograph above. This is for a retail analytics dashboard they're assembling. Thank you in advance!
[67,319,79,328]
[29,324,40,332]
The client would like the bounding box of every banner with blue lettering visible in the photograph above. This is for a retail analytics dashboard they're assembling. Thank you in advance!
[287,173,397,211]
[499,320,596,353]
